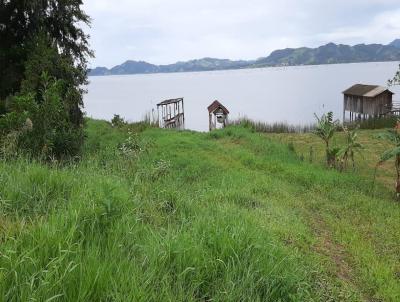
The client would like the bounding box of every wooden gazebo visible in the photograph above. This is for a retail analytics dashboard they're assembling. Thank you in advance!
[208,100,229,131]
[157,98,185,129]
[342,84,394,122]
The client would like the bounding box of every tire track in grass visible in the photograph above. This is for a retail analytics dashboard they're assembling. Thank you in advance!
[202,135,365,300]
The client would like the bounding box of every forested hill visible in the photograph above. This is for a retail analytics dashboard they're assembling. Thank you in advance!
[89,58,251,76]
[89,40,400,76]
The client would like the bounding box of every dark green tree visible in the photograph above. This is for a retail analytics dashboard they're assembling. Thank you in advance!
[0,0,93,157]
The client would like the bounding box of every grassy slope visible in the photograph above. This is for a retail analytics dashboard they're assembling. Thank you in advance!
[0,120,399,301]
[268,130,395,192]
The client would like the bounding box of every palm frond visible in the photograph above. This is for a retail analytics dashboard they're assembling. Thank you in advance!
[376,130,400,144]
[380,146,400,163]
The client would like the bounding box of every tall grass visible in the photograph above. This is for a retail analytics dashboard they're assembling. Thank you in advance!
[228,117,315,133]
[229,115,399,135]
[0,120,399,301]
[346,115,398,130]
[0,121,318,301]
[142,109,159,127]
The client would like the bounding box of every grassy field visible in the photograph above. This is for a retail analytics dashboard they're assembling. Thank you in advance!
[268,129,396,191]
[0,120,399,301]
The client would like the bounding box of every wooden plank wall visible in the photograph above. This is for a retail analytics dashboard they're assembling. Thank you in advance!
[344,91,392,116]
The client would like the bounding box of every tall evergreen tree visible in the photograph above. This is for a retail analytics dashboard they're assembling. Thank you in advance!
[0,0,93,157]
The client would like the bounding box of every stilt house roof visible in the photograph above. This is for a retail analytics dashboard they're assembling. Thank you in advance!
[343,84,393,98]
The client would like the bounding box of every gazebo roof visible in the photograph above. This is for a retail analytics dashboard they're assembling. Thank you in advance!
[157,98,183,106]
[207,100,229,114]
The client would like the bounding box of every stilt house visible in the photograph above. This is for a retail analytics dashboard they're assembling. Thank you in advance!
[342,84,394,122]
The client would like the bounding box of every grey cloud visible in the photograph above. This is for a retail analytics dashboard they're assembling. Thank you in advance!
[83,0,400,67]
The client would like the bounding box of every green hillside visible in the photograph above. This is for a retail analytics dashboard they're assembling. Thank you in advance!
[0,120,399,301]
[89,41,400,76]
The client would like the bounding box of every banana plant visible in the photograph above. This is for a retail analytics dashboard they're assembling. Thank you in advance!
[338,126,363,171]
[377,124,400,198]
[314,112,340,166]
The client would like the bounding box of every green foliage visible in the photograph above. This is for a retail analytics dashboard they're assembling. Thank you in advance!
[229,117,315,133]
[349,116,398,130]
[388,64,400,86]
[0,0,92,99]
[0,0,92,158]
[313,115,363,171]
[377,126,400,197]
[314,112,340,166]
[20,33,87,127]
[338,127,363,171]
[0,121,399,300]
[326,146,341,168]
[314,112,338,144]
[0,74,84,159]
[118,132,151,158]
[111,114,127,128]
[287,141,296,153]
[377,129,400,162]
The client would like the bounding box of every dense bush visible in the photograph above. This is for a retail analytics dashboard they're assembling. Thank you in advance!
[111,114,127,128]
[0,1,92,159]
[0,74,84,159]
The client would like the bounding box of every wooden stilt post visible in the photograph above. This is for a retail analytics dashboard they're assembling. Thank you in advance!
[158,106,160,128]
[343,99,345,124]
[182,99,185,125]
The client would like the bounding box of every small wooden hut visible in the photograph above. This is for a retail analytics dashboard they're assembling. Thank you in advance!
[208,100,229,131]
[342,84,394,122]
[157,98,185,129]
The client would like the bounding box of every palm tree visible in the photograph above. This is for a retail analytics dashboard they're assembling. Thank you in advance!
[314,112,339,166]
[377,122,400,198]
[338,126,363,171]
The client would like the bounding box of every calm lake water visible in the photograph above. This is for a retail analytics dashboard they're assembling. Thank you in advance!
[85,62,400,131]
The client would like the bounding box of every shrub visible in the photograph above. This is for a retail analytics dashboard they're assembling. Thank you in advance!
[313,112,340,167]
[338,126,363,171]
[0,73,84,159]
[118,132,144,157]
[111,114,127,128]
[377,122,400,198]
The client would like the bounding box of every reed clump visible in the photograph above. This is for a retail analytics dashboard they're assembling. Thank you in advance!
[228,117,315,133]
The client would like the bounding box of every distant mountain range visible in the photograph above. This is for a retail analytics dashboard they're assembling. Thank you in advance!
[89,39,400,76]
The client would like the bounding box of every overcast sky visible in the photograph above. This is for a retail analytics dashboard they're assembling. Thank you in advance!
[83,0,400,68]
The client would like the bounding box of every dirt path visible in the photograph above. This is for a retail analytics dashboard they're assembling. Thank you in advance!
[311,215,376,302]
